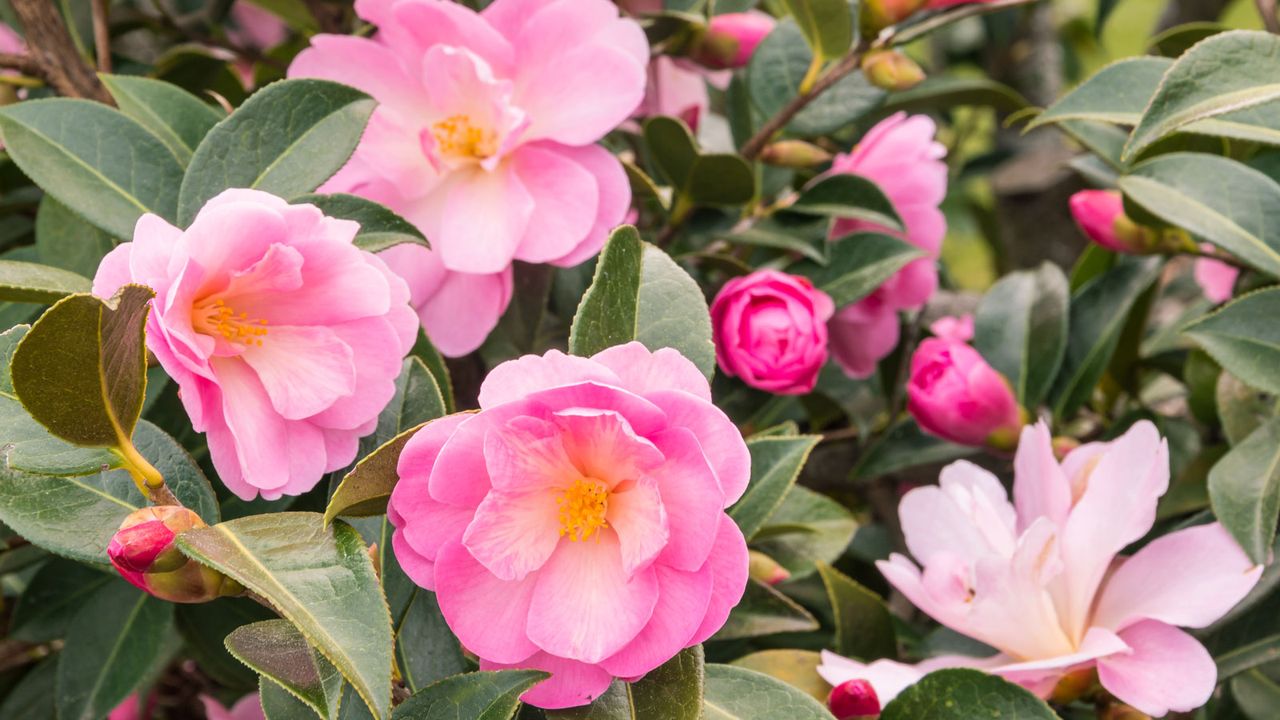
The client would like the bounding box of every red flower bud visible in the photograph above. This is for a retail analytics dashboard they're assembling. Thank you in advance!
[1068,190,1195,256]
[108,506,241,603]
[861,0,929,36]
[691,12,775,69]
[828,679,881,719]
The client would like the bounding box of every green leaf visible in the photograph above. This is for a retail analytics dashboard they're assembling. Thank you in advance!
[879,76,1029,115]
[1051,257,1161,420]
[293,193,430,254]
[687,155,756,206]
[751,486,856,579]
[176,598,277,691]
[1218,633,1280,681]
[796,233,922,308]
[851,418,975,480]
[1217,371,1275,446]
[0,99,185,238]
[0,657,57,719]
[816,562,895,661]
[35,196,116,280]
[175,513,393,719]
[636,243,715,380]
[788,175,903,231]
[0,259,91,304]
[568,226,642,358]
[644,116,699,191]
[0,420,219,563]
[10,558,113,642]
[1029,57,1169,129]
[391,670,547,720]
[227,619,344,720]
[1208,417,1280,564]
[56,580,175,720]
[1125,31,1280,160]
[178,79,376,226]
[394,582,466,692]
[1149,21,1228,58]
[713,578,820,640]
[1120,153,1280,279]
[1186,289,1280,396]
[973,262,1069,407]
[99,73,223,166]
[702,664,835,719]
[880,669,1057,719]
[548,647,705,720]
[731,650,827,703]
[783,0,852,61]
[262,677,324,720]
[730,435,820,541]
[1234,669,1280,720]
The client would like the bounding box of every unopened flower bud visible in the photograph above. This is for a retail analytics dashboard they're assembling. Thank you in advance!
[1069,190,1195,255]
[862,50,926,91]
[108,506,242,603]
[691,12,775,69]
[748,550,790,585]
[861,0,929,36]
[759,140,832,168]
[907,338,1027,450]
[828,679,881,719]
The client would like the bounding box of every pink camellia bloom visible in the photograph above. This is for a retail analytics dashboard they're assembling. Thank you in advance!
[93,189,417,500]
[928,313,973,343]
[388,342,750,708]
[825,113,947,379]
[710,269,834,395]
[289,0,645,357]
[1069,190,1148,254]
[818,421,1263,717]
[693,12,775,69]
[201,693,266,720]
[637,56,710,132]
[109,506,241,603]
[1194,246,1238,303]
[828,679,881,719]
[907,336,1023,448]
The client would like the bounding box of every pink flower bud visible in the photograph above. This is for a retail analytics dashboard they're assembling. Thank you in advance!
[828,679,881,719]
[907,338,1025,449]
[108,506,241,603]
[748,550,791,585]
[1068,190,1151,254]
[693,12,775,69]
[862,50,926,91]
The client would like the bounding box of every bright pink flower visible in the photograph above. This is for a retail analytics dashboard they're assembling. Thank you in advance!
[928,314,973,343]
[288,0,644,356]
[828,679,881,719]
[93,189,417,500]
[388,343,750,708]
[825,113,947,378]
[818,421,1263,717]
[710,270,834,395]
[694,12,775,69]
[907,337,1022,448]
[1194,245,1238,303]
[1069,190,1145,254]
[201,693,266,720]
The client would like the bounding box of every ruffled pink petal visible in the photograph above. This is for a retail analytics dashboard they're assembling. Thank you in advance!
[898,461,1017,565]
[417,267,514,356]
[287,35,426,116]
[434,540,539,664]
[480,651,614,710]
[390,0,515,75]
[464,488,563,581]
[1096,620,1217,717]
[554,409,664,487]
[687,514,749,645]
[241,325,355,420]
[510,144,599,264]
[437,162,533,275]
[93,244,137,299]
[645,390,750,506]
[208,358,291,496]
[605,478,668,577]
[477,350,620,410]
[483,415,580,494]
[649,428,723,571]
[599,563,713,678]
[1012,422,1072,534]
[591,343,711,402]
[546,142,631,268]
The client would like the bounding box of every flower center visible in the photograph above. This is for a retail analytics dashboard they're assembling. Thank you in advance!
[431,114,498,161]
[193,298,269,346]
[556,478,609,542]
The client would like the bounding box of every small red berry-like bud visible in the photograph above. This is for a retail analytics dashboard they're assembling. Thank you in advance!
[828,679,881,719]
[108,506,241,603]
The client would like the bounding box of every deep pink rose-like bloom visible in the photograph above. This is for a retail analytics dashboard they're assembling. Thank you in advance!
[825,113,947,378]
[93,189,418,500]
[819,421,1263,716]
[1194,245,1238,303]
[694,12,775,69]
[289,0,645,357]
[907,336,1023,448]
[388,343,750,708]
[710,270,834,395]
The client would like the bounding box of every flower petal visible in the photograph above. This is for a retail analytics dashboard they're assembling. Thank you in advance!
[480,651,614,710]
[598,563,713,678]
[434,540,539,664]
[1096,620,1217,717]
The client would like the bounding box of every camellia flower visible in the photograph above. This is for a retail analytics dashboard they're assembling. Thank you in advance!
[388,343,750,708]
[906,333,1024,449]
[109,506,242,603]
[201,693,266,720]
[93,189,417,500]
[818,421,1263,717]
[826,113,947,378]
[289,0,645,356]
[692,12,775,70]
[1194,246,1239,303]
[710,269,834,395]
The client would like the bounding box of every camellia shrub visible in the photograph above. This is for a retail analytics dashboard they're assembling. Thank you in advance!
[0,0,1277,718]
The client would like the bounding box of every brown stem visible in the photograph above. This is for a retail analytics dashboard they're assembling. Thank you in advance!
[150,483,180,507]
[1259,0,1280,33]
[10,0,111,102]
[739,52,863,160]
[91,0,111,73]
[1184,245,1251,271]
[0,51,42,78]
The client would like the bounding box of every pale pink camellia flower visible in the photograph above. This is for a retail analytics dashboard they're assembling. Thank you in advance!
[693,12,776,70]
[92,189,418,500]
[201,692,266,720]
[818,421,1263,717]
[825,112,947,379]
[710,269,834,395]
[289,0,645,357]
[1194,245,1238,303]
[907,335,1023,448]
[388,342,750,709]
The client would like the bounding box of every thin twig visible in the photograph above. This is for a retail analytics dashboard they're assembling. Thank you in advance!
[91,0,111,73]
[10,0,111,102]
[1184,245,1251,271]
[739,51,863,160]
[0,51,42,78]
[1259,0,1280,33]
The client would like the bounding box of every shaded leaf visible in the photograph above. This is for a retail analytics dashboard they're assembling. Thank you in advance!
[0,260,91,304]
[731,650,827,703]
[568,226,642,358]
[1186,289,1280,396]
[636,244,715,380]
[713,578,820,640]
[880,669,1057,719]
[391,670,547,720]
[35,196,116,280]
[1029,57,1168,129]
[788,175,902,231]
[702,664,834,719]
[547,647,705,720]
[752,486,856,578]
[851,419,975,480]
[226,619,344,720]
[10,559,113,642]
[100,74,223,166]
[795,233,921,308]
[973,262,1069,407]
[1209,417,1280,564]
[293,193,430,254]
[730,435,820,541]
[816,562,895,661]
[783,0,852,61]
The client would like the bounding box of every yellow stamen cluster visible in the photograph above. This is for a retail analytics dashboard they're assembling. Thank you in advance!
[556,478,609,542]
[196,299,268,346]
[431,114,498,160]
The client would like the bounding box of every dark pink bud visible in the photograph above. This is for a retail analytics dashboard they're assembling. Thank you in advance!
[693,12,775,69]
[828,679,881,719]
[907,338,1025,449]
[108,506,241,603]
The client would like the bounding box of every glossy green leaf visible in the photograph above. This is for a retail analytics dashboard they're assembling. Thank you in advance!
[702,664,834,719]
[1149,21,1228,57]
[262,677,324,720]
[0,99,184,238]
[1029,57,1169,129]
[731,651,827,703]
[547,647,705,720]
[1125,31,1280,159]
[644,116,699,188]
[783,0,851,61]
[713,578,820,640]
[394,582,466,692]
[1209,417,1280,564]
[880,76,1029,115]
[788,175,903,230]
[227,619,344,720]
[56,580,175,720]
[880,669,1057,719]
[1051,257,1161,419]
[1186,289,1280,396]
[687,154,756,205]
[177,598,277,691]
[796,233,922,308]
[1234,669,1280,720]
[637,244,716,379]
[100,73,223,165]
[0,260,90,304]
[568,226,642,358]
[1218,633,1280,681]
[391,670,547,720]
[851,418,975,480]
[10,558,113,642]
[1120,153,1280,279]
[293,193,430,253]
[752,485,856,578]
[176,513,392,718]
[1217,371,1275,446]
[816,562,895,661]
[178,79,376,225]
[11,285,153,448]
[973,262,1069,407]
[35,196,116,280]
[730,435,820,541]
